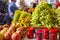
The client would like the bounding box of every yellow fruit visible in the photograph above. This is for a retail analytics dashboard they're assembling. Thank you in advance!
[0,34,3,40]
[0,28,8,36]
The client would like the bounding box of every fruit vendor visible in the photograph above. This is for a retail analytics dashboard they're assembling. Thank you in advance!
[55,0,60,8]
[8,0,18,20]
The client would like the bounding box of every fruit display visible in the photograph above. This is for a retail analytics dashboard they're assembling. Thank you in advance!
[4,26,15,39]
[0,23,26,40]
[11,28,26,40]
[11,31,21,40]
[55,7,60,26]
[1,0,60,40]
[0,28,8,40]
[30,1,54,28]
[12,10,21,23]
[18,11,31,28]
[3,24,9,28]
[12,10,31,28]
[0,28,8,36]
[0,24,9,31]
[27,27,35,39]
[11,1,60,29]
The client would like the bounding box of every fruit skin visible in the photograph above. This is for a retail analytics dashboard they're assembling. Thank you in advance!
[0,27,8,40]
[4,26,15,40]
[16,28,23,32]
[12,10,21,23]
[3,24,9,28]
[18,11,31,28]
[14,28,26,40]
[30,1,54,28]
[0,34,3,40]
[11,31,21,40]
[0,28,8,36]
[11,22,20,28]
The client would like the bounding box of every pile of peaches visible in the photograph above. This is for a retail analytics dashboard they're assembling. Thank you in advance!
[0,23,26,40]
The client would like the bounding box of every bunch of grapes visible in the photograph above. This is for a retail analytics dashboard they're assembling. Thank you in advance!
[18,11,31,28]
[12,10,31,28]
[31,1,55,28]
[55,7,60,26]
[12,10,21,23]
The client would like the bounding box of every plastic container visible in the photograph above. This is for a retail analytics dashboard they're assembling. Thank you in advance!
[27,27,35,39]
[35,29,43,40]
[59,29,60,40]
[42,28,49,40]
[49,28,57,40]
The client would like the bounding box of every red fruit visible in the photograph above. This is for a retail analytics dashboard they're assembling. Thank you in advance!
[27,27,34,31]
[4,32,11,39]
[16,28,23,32]
[30,27,34,30]
[4,27,15,40]
[27,28,30,31]
[11,32,20,40]
[16,28,21,31]
[3,24,9,28]
[55,2,60,8]
[27,31,34,39]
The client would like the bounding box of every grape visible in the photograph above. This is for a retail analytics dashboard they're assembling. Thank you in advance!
[55,7,60,26]
[30,1,54,28]
[18,11,31,28]
[12,10,21,23]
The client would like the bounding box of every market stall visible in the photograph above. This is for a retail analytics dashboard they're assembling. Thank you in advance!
[0,0,60,40]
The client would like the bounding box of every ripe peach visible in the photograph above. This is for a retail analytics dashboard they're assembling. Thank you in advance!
[3,24,9,28]
[11,32,20,40]
[4,27,15,39]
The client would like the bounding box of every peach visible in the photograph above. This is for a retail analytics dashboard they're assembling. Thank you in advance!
[4,27,15,39]
[11,32,20,40]
[3,24,9,28]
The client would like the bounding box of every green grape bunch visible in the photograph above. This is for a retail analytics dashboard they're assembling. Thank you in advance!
[18,11,31,28]
[55,7,60,26]
[12,10,21,23]
[30,1,56,28]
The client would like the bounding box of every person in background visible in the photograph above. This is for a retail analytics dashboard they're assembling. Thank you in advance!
[55,0,60,8]
[23,5,28,12]
[28,4,35,14]
[28,0,38,14]
[8,0,18,24]
[8,0,18,20]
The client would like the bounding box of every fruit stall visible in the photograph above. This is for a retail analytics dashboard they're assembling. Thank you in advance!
[0,1,60,40]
